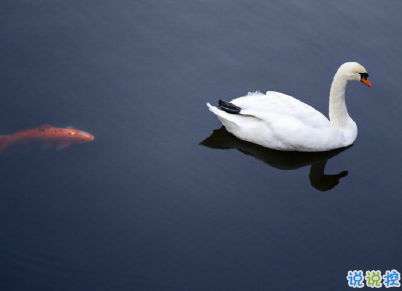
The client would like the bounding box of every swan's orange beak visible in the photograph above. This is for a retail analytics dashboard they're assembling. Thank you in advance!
[361,77,372,87]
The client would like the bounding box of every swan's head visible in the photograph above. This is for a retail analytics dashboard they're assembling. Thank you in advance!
[338,62,372,87]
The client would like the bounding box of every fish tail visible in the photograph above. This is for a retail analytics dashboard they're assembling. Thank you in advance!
[0,136,13,154]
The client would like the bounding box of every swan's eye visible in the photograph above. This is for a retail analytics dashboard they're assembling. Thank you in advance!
[359,72,369,80]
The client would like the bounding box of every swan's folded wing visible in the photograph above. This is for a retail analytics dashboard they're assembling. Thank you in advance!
[234,91,330,128]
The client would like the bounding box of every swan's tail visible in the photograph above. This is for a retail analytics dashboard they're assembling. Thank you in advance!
[206,102,242,131]
[0,136,13,154]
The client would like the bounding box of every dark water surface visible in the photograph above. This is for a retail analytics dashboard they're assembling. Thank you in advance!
[1,1,402,290]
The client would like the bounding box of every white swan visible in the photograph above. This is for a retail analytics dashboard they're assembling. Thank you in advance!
[207,62,372,152]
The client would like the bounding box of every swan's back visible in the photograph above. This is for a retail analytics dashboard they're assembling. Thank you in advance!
[234,91,329,128]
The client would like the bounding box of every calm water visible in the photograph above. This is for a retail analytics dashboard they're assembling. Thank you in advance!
[1,1,402,290]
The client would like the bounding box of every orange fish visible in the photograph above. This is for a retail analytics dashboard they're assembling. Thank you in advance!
[0,124,94,153]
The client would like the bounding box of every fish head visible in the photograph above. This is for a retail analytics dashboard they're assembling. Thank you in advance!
[70,130,95,143]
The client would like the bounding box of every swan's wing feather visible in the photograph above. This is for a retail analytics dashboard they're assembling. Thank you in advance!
[232,91,330,128]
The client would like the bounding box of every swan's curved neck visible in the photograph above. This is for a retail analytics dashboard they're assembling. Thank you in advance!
[329,73,350,127]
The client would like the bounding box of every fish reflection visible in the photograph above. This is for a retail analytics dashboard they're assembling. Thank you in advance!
[201,127,351,191]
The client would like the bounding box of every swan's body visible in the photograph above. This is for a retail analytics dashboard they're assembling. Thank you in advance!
[207,62,371,152]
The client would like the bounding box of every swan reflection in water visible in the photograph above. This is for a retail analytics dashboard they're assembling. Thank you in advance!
[201,127,351,192]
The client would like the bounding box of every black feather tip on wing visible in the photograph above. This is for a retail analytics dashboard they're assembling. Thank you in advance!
[218,100,241,114]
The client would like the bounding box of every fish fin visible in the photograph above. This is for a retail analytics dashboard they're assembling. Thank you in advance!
[42,142,53,149]
[39,124,53,129]
[56,142,71,150]
[0,136,13,154]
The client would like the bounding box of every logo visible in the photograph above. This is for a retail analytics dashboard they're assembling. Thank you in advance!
[347,270,400,288]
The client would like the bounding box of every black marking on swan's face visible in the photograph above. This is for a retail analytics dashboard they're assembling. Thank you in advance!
[359,72,372,87]
[359,72,369,80]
